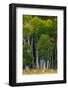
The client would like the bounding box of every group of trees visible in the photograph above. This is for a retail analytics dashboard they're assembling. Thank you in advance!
[23,15,57,70]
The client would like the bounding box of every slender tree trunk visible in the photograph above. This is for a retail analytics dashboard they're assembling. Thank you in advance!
[45,60,47,69]
[40,59,46,69]
[52,55,53,69]
[43,61,46,70]
[36,44,39,69]
[50,56,52,69]
[44,61,46,69]
[28,37,30,45]
[47,60,48,69]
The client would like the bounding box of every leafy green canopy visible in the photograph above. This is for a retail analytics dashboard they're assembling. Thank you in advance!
[30,16,57,43]
[23,23,33,40]
[23,15,57,41]
[38,35,54,60]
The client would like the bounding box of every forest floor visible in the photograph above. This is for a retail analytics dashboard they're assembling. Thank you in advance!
[23,69,57,75]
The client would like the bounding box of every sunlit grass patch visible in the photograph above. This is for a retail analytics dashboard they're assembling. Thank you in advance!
[23,69,57,75]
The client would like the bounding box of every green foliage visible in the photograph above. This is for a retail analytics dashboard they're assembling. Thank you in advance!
[31,17,43,42]
[38,34,53,60]
[44,18,57,37]
[38,34,53,49]
[23,23,33,40]
[23,43,33,66]
[23,15,32,24]
[23,15,33,40]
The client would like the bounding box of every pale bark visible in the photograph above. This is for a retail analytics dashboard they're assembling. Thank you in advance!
[40,59,46,69]
[52,55,53,68]
[47,60,49,69]
[25,66,29,71]
[28,37,30,45]
[36,44,39,68]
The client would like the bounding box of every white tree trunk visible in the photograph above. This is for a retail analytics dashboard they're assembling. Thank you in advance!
[31,37,33,55]
[47,60,49,69]
[40,59,46,69]
[36,45,39,69]
[28,37,30,45]
[52,55,53,68]
[43,61,46,70]
[25,66,29,71]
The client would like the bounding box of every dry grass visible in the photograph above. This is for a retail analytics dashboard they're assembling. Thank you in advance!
[23,69,57,75]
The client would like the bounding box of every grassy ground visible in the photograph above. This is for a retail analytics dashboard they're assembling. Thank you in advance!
[23,69,57,75]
